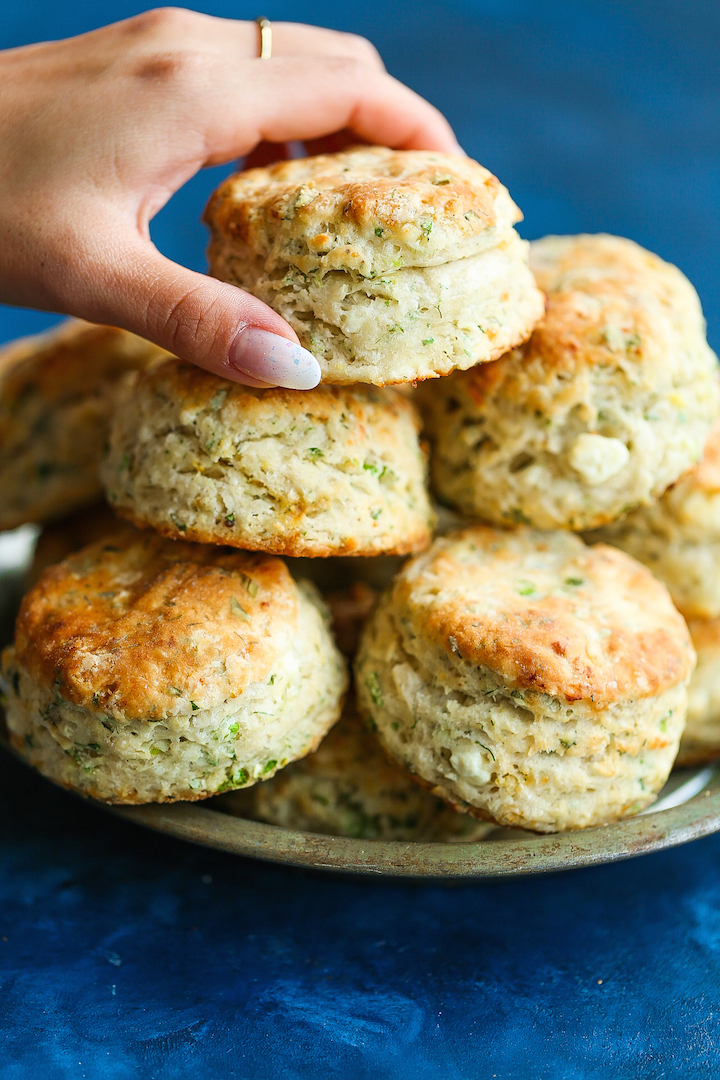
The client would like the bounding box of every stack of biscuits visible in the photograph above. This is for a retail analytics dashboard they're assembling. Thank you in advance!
[1,146,718,838]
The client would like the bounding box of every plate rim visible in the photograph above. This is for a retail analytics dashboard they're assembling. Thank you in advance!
[4,723,720,879]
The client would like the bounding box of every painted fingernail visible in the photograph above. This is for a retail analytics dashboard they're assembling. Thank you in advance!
[228,328,321,390]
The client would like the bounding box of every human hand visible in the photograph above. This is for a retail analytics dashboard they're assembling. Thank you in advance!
[0,10,461,388]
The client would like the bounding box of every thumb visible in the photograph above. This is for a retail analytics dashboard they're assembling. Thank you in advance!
[88,240,321,390]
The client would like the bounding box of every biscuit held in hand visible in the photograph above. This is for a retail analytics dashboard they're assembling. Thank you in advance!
[206,147,544,384]
[0,11,460,388]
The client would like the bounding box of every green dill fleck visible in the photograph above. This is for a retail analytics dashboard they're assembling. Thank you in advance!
[564,577,584,587]
[370,508,382,520]
[659,717,668,732]
[230,597,251,621]
[209,389,227,411]
[169,513,187,532]
[422,338,434,346]
[363,462,386,479]
[150,746,162,756]
[431,177,451,185]
[228,722,239,737]
[190,701,199,711]
[559,739,576,751]
[375,226,384,237]
[263,759,277,775]
[236,572,258,598]
[516,580,536,597]
[509,508,532,526]
[225,512,235,527]
[510,689,524,701]
[235,768,250,786]
[307,447,324,459]
[388,324,405,334]
[420,219,432,237]
[477,741,496,761]
[167,686,183,697]
[391,722,399,731]
[365,672,384,709]
[268,674,275,685]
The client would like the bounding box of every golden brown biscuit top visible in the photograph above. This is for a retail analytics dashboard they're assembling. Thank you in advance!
[204,146,522,277]
[14,526,298,721]
[0,319,170,456]
[395,526,695,704]
[460,233,712,406]
[0,319,168,408]
[136,357,422,432]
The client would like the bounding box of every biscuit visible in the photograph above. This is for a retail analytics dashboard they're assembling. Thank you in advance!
[205,147,544,384]
[0,319,169,531]
[586,422,720,618]
[355,526,695,833]
[676,616,720,766]
[418,234,719,530]
[27,502,123,587]
[103,359,434,557]
[222,705,492,842]
[1,526,348,803]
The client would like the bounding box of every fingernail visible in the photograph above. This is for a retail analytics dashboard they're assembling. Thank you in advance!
[229,328,321,390]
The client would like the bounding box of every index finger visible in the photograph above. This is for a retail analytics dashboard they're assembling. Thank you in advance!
[199,56,462,165]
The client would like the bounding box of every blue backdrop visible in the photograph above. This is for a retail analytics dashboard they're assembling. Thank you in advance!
[2,2,720,1077]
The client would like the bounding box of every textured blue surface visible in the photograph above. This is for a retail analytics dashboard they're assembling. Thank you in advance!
[2,2,720,1076]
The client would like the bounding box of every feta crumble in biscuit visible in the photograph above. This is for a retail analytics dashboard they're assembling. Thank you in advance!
[103,359,434,557]
[1,526,347,803]
[355,526,695,833]
[204,146,544,384]
[0,319,169,531]
[222,706,492,842]
[418,235,719,530]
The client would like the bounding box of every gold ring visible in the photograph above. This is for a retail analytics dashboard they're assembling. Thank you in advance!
[256,17,272,59]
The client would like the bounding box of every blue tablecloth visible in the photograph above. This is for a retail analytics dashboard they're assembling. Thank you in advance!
[2,2,720,1075]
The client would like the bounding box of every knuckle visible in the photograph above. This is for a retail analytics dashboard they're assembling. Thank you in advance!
[126,7,201,35]
[339,32,382,65]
